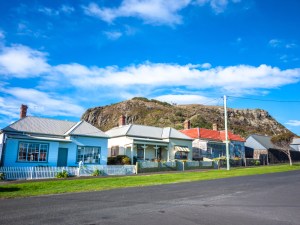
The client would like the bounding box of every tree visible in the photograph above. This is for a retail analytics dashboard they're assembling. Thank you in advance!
[271,133,294,166]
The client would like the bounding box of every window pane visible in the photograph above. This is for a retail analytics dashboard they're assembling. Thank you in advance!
[18,143,28,161]
[77,146,100,164]
[18,142,48,162]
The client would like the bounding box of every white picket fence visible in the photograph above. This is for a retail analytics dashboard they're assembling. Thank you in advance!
[79,165,136,176]
[0,167,78,180]
[0,165,137,180]
[139,161,176,168]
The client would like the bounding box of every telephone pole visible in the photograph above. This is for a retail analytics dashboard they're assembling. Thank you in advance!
[224,95,230,170]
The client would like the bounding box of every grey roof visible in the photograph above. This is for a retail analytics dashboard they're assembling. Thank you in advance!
[247,134,294,151]
[3,116,76,136]
[2,116,107,138]
[106,124,192,140]
[70,121,108,138]
[249,134,277,150]
[291,138,300,145]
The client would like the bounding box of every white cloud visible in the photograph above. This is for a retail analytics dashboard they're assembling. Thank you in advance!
[53,62,300,94]
[83,0,241,26]
[286,120,300,127]
[0,44,50,78]
[0,30,5,39]
[83,0,191,25]
[155,94,219,105]
[104,31,123,40]
[60,5,75,14]
[200,63,212,69]
[195,0,240,14]
[1,87,84,118]
[38,7,59,16]
[269,39,298,49]
[38,5,75,16]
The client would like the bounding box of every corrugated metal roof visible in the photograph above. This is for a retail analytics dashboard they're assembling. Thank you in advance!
[127,124,163,139]
[168,127,193,140]
[3,116,76,136]
[2,116,107,138]
[250,134,276,149]
[105,125,132,137]
[106,124,192,140]
[291,138,300,145]
[70,121,109,138]
[180,128,245,142]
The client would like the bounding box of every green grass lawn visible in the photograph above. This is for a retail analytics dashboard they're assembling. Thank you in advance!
[1,164,300,199]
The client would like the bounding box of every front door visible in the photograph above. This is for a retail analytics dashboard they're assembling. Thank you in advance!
[57,148,68,167]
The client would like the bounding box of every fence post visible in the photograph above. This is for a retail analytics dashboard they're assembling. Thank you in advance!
[135,162,138,174]
[30,167,33,180]
[182,161,185,171]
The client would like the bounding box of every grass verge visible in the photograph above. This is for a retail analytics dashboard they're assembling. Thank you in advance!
[1,164,300,199]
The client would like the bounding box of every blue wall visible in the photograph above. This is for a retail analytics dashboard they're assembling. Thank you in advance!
[3,136,108,167]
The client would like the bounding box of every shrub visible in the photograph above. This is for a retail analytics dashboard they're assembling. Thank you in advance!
[56,170,69,178]
[108,155,131,165]
[92,169,101,176]
[0,172,5,180]
[107,157,117,165]
[255,160,260,166]
[122,156,131,165]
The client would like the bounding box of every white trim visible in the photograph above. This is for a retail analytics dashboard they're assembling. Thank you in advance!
[64,121,83,135]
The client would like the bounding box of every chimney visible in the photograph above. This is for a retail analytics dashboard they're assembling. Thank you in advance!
[119,115,126,127]
[212,123,218,131]
[184,120,191,130]
[20,104,28,119]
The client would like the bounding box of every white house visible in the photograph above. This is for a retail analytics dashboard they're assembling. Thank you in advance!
[105,116,193,164]
[0,105,109,167]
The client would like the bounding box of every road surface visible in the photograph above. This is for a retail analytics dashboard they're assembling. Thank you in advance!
[1,170,300,225]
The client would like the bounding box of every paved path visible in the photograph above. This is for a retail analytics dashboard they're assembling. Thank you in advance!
[1,171,300,225]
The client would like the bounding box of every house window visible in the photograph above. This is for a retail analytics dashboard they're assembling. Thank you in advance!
[111,146,119,156]
[137,144,144,160]
[175,151,188,160]
[18,142,49,162]
[77,146,100,164]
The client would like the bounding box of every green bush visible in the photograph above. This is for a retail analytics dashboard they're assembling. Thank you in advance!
[255,160,260,166]
[107,157,117,165]
[92,169,102,176]
[56,170,69,178]
[108,155,131,165]
[0,172,5,180]
[122,156,131,165]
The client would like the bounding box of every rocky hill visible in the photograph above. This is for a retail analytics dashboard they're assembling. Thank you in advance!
[81,97,290,137]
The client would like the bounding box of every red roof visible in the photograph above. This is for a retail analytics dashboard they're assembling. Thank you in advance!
[180,128,245,142]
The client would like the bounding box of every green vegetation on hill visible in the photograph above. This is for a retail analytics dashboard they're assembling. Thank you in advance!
[81,97,290,137]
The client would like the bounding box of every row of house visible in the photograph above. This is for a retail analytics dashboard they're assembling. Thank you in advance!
[0,105,298,167]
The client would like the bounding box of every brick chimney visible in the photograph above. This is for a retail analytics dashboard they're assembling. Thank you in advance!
[212,123,218,131]
[20,104,28,119]
[183,120,191,130]
[119,115,126,127]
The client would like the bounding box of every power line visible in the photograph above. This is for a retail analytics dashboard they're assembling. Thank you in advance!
[227,95,300,103]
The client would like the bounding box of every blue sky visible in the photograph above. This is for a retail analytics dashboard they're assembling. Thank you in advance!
[0,0,300,135]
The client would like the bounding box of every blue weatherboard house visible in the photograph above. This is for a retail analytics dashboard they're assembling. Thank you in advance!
[0,105,109,167]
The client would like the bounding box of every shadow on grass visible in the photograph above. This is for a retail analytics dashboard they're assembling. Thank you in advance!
[0,187,20,192]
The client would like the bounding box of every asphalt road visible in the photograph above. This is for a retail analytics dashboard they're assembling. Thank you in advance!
[1,171,300,225]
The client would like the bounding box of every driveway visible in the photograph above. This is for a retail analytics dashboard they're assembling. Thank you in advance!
[1,170,300,225]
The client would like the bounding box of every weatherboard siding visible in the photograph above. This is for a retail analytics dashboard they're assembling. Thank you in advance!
[168,139,193,161]
[3,138,59,167]
[70,136,108,165]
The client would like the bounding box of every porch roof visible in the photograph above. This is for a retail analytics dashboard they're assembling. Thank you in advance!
[6,134,72,142]
[131,137,169,146]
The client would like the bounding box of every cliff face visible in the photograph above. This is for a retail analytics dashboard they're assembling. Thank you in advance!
[81,97,290,137]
